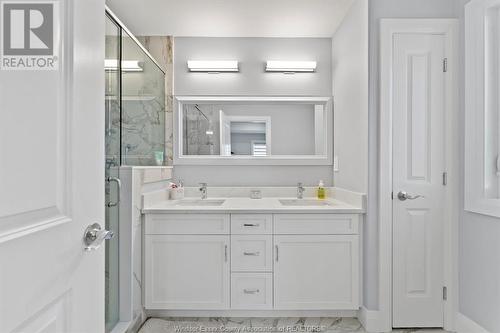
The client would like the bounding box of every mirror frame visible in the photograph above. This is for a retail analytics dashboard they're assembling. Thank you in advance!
[173,96,333,165]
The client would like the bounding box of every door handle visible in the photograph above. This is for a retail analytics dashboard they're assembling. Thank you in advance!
[106,177,121,207]
[84,223,114,251]
[243,289,260,294]
[397,191,424,201]
[243,223,260,227]
[243,251,260,256]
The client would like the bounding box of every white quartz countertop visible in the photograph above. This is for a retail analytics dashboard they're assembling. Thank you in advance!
[142,197,364,214]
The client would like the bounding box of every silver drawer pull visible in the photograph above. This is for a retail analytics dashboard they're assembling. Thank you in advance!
[243,251,260,256]
[243,223,260,227]
[243,289,260,294]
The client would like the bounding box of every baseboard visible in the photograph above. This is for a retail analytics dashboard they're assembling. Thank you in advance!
[357,307,391,333]
[456,313,490,333]
[145,309,358,318]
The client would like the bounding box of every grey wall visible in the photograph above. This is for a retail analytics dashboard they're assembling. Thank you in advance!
[331,0,370,309]
[173,37,334,186]
[332,0,368,194]
[174,37,332,96]
[366,0,457,310]
[455,1,500,332]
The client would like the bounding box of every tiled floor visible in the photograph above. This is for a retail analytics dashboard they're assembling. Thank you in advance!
[138,317,449,333]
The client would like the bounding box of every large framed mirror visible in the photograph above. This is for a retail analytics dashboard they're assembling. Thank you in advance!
[173,96,332,165]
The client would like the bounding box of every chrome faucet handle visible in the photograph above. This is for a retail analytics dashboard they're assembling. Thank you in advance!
[297,182,305,199]
[199,183,208,199]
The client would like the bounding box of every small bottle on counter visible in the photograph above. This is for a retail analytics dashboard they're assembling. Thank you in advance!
[317,180,326,199]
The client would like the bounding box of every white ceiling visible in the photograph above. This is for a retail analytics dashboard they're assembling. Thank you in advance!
[106,0,355,37]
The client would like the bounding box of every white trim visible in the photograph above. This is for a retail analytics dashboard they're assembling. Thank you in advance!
[175,96,332,103]
[174,96,333,165]
[358,307,388,333]
[145,309,358,318]
[456,313,490,333]
[464,0,500,218]
[379,19,459,332]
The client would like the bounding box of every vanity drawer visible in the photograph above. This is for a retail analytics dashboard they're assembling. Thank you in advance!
[274,214,359,235]
[231,235,273,272]
[145,214,230,235]
[231,273,273,309]
[231,214,273,234]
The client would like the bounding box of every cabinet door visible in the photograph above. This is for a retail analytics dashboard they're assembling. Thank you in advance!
[274,235,359,310]
[144,235,230,309]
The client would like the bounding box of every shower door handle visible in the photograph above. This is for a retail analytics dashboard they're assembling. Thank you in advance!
[106,177,121,207]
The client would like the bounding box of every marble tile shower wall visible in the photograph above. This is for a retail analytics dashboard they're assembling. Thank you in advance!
[137,36,174,165]
[121,93,166,166]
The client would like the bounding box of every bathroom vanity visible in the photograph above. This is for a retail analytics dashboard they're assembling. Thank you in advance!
[142,188,365,315]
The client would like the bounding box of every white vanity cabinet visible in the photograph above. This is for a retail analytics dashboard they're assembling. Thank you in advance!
[144,214,230,310]
[274,214,360,310]
[143,212,361,312]
[274,235,359,310]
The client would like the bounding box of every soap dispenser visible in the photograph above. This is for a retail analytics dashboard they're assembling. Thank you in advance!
[317,180,326,199]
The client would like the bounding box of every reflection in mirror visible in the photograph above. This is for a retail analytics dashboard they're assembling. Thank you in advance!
[181,102,326,158]
[224,117,270,156]
[183,104,220,155]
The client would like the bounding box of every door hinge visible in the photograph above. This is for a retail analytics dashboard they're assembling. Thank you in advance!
[443,58,448,72]
[391,191,394,200]
[443,286,448,301]
[443,172,448,186]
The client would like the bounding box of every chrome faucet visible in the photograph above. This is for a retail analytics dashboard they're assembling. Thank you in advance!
[199,183,208,199]
[297,182,305,199]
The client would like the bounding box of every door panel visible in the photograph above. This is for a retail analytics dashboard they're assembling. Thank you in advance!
[392,33,445,328]
[0,0,104,332]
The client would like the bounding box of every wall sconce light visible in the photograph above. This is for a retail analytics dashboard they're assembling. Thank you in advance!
[265,60,317,73]
[105,59,143,72]
[187,60,239,73]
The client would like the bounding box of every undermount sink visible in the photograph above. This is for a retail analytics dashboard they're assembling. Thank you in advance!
[279,199,332,207]
[175,199,226,206]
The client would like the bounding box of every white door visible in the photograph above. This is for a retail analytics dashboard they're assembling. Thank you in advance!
[274,235,359,310]
[0,0,105,332]
[144,235,230,309]
[220,110,231,156]
[392,33,446,328]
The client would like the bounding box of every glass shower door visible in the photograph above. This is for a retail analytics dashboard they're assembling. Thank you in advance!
[104,14,121,333]
[121,31,166,166]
